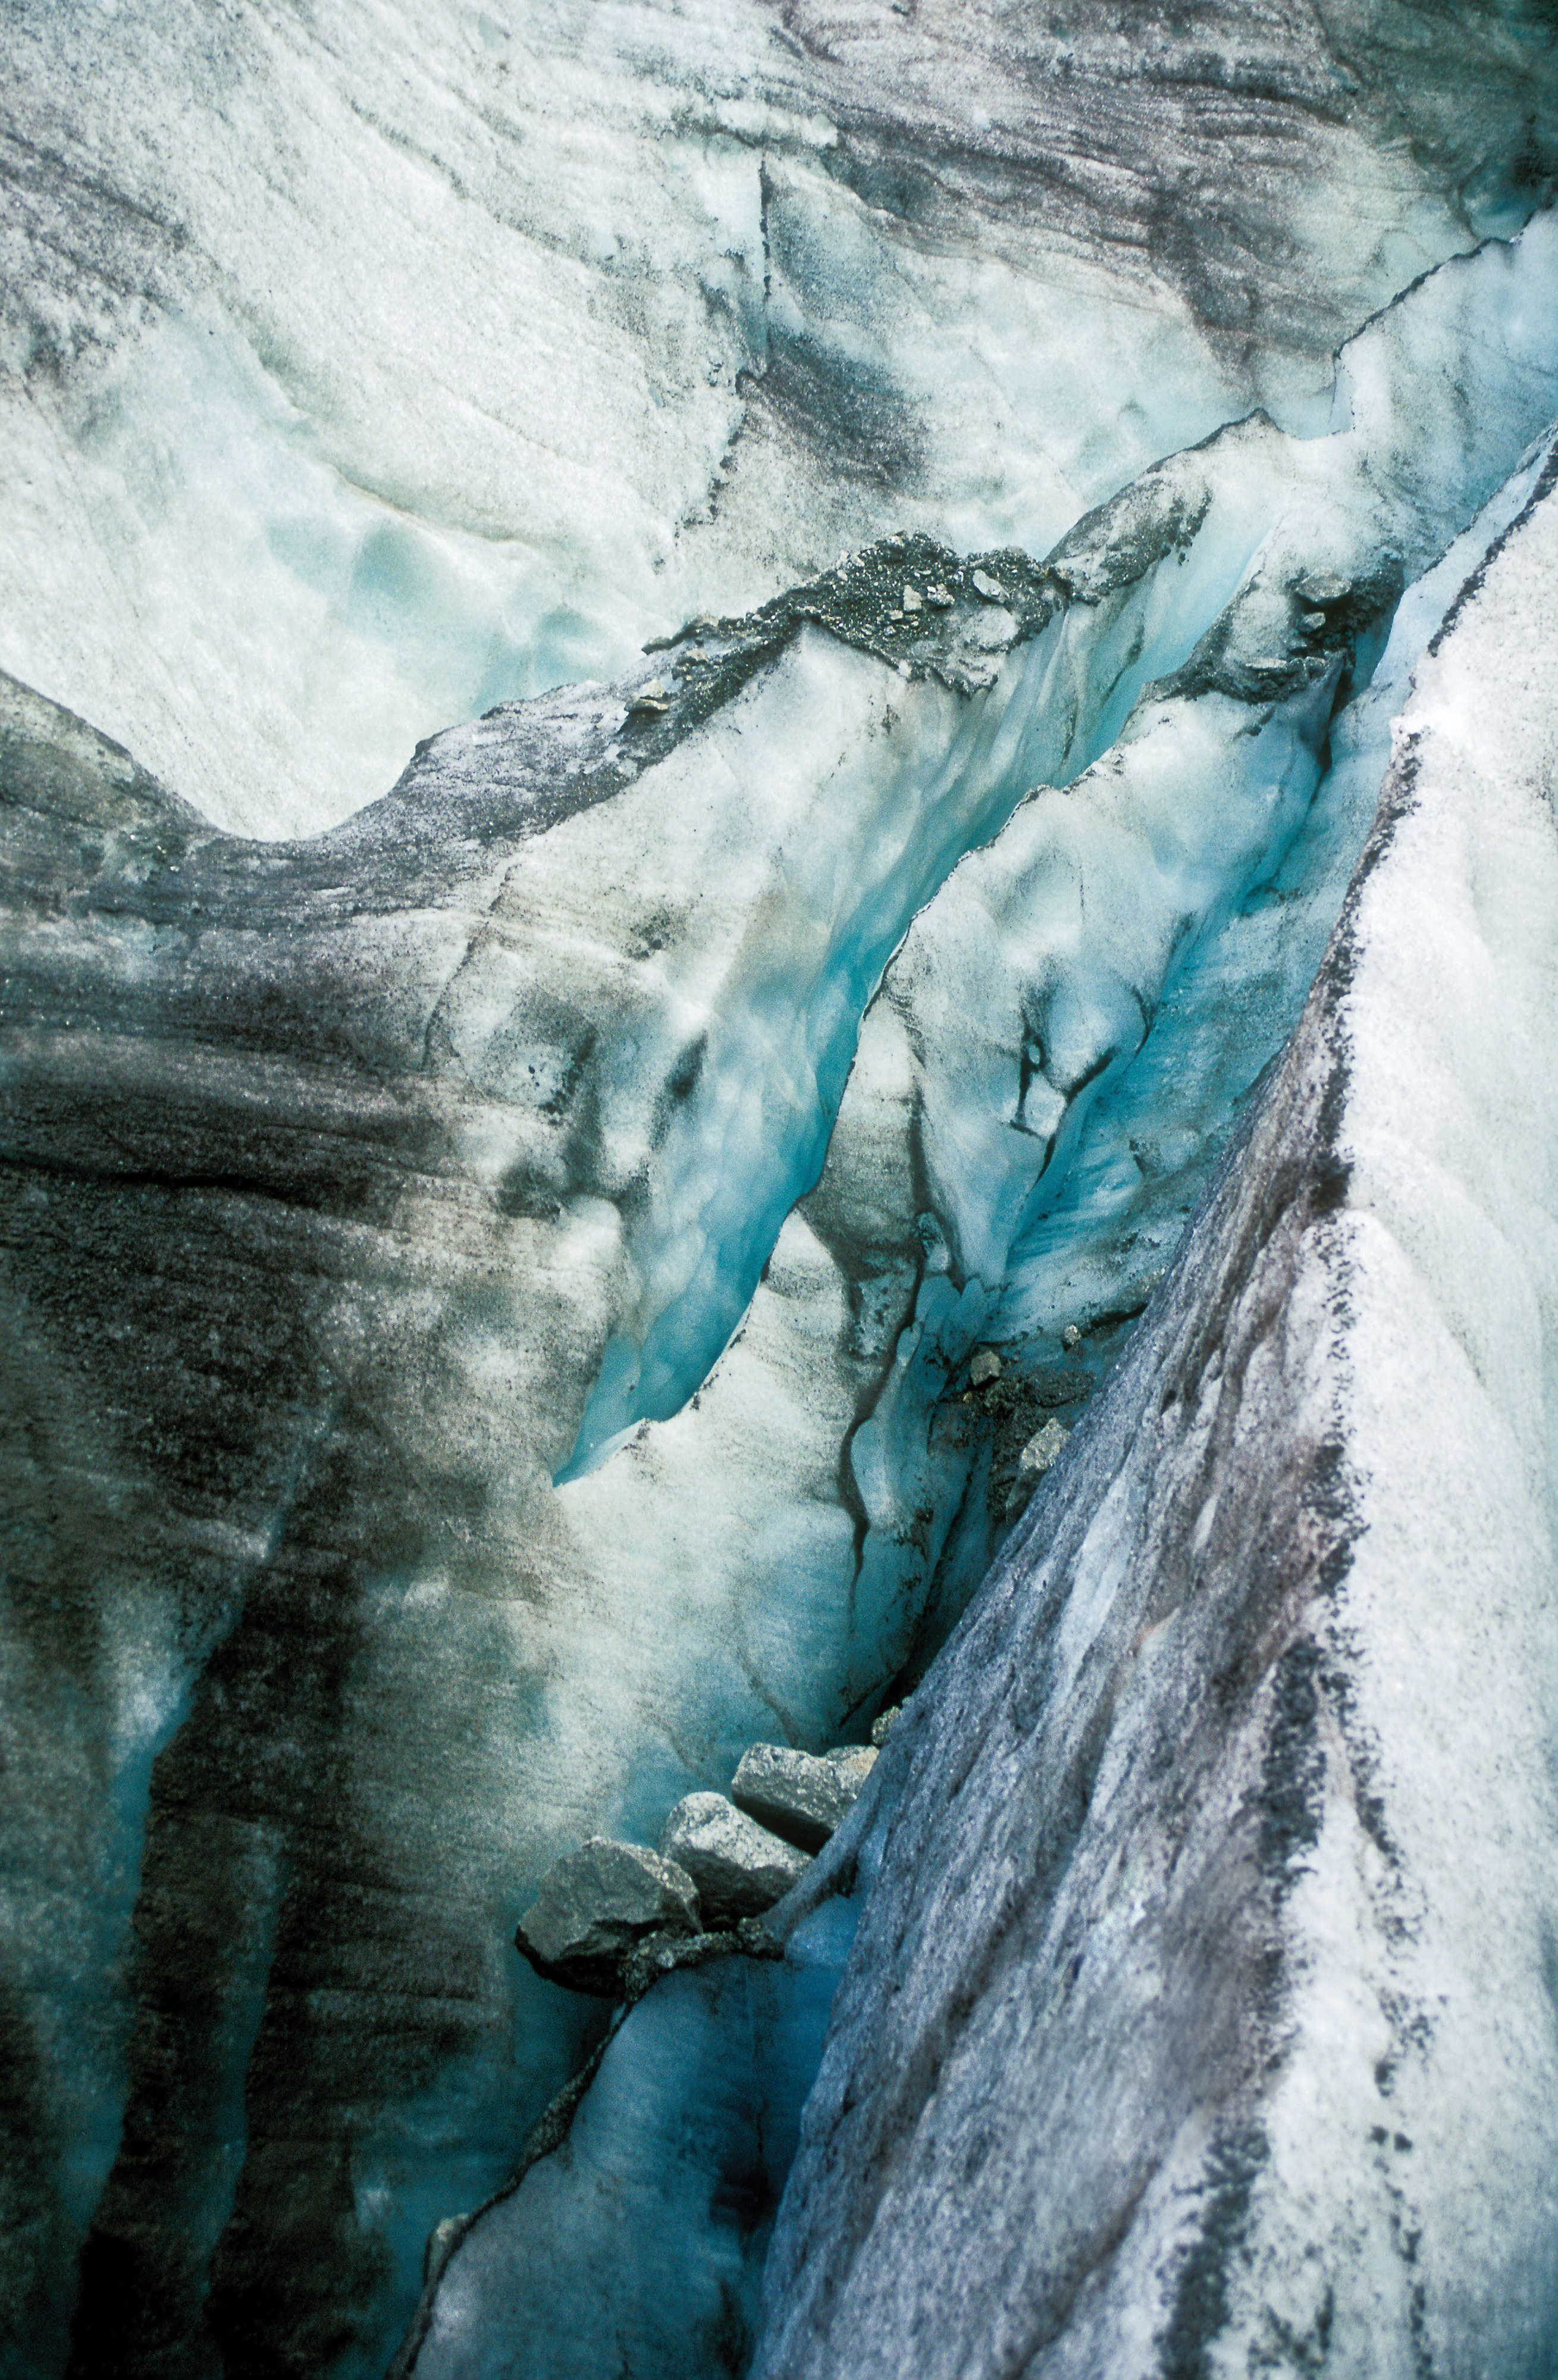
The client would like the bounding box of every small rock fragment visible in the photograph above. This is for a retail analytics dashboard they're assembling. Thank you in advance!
[926,583,954,607]
[1005,1417,1070,1515]
[1020,1417,1070,1477]
[1061,1324,1082,1350]
[961,606,1016,652]
[870,1703,901,1748]
[731,1743,877,1853]
[1294,569,1349,606]
[628,678,670,716]
[901,584,923,612]
[971,567,1007,601]
[658,1792,810,1923]
[970,1346,1002,1386]
[515,1837,701,1995]
[424,2215,465,2285]
[1300,608,1328,630]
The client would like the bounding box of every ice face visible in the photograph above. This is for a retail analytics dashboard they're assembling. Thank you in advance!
[548,228,1558,1783]
[405,1896,860,2380]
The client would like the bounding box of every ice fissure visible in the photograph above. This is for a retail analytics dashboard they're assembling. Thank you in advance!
[383,416,1558,2380]
[402,425,1558,2380]
[563,209,1558,1478]
[5,11,1558,2380]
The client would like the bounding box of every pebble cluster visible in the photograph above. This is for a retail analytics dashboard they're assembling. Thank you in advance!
[514,1737,883,1998]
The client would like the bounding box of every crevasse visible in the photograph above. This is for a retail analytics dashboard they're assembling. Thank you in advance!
[396,221,1558,2379]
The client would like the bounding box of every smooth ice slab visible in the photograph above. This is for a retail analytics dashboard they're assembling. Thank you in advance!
[403,1892,863,2380]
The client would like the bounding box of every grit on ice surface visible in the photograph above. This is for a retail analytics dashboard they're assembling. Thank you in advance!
[5,8,1558,2379]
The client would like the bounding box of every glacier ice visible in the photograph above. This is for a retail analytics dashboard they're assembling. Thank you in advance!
[547,223,1558,1784]
[754,436,1558,2380]
[393,371,1558,2380]
[5,0,1558,834]
[5,11,1558,2378]
[405,1894,860,2380]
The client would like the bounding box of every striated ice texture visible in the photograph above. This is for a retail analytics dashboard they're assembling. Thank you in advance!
[4,11,1558,2379]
